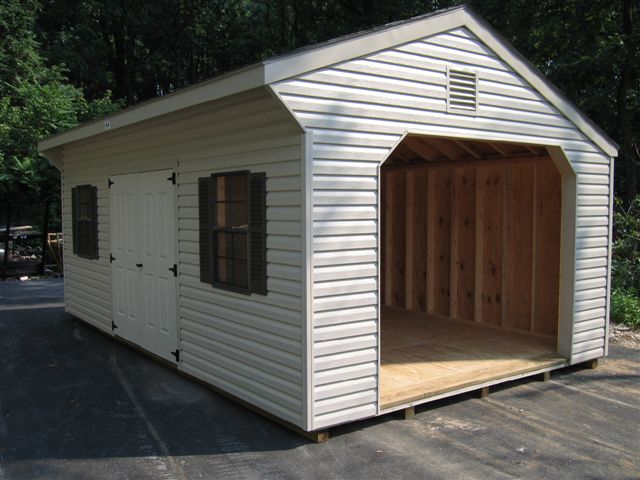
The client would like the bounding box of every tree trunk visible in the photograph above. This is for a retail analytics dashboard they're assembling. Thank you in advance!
[113,24,134,105]
[3,201,11,280]
[40,200,49,275]
[618,0,637,202]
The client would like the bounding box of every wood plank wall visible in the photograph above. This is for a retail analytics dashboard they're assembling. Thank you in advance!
[381,157,561,336]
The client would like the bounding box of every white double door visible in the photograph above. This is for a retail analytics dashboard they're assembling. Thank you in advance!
[110,169,178,363]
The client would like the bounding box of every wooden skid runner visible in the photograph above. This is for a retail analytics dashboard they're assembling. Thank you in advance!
[380,307,566,409]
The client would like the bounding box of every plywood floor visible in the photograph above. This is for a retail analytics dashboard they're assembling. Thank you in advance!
[380,306,566,409]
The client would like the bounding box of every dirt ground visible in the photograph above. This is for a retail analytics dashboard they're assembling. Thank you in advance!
[610,322,640,349]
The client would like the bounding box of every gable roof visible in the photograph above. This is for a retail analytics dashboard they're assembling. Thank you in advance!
[39,5,618,165]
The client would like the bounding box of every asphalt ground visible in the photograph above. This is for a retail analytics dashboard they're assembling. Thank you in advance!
[0,278,638,479]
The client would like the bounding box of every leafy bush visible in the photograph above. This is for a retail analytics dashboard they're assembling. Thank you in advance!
[610,289,640,327]
[611,196,640,326]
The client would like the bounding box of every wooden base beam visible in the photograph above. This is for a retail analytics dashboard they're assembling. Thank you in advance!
[310,431,330,443]
[403,406,416,419]
[480,386,490,398]
[541,371,551,382]
[586,357,603,369]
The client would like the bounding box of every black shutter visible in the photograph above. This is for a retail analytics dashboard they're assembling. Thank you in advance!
[198,177,212,284]
[249,173,267,295]
[90,185,98,258]
[71,187,79,255]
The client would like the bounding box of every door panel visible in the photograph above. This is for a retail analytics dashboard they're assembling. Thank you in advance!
[139,170,177,361]
[110,173,140,344]
[110,169,178,363]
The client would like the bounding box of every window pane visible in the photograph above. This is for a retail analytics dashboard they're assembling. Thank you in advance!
[233,233,247,260]
[214,201,247,228]
[78,201,92,221]
[215,258,233,284]
[76,221,93,255]
[214,173,247,203]
[213,231,248,289]
[211,172,250,290]
[234,260,248,288]
[78,187,92,203]
[214,232,231,258]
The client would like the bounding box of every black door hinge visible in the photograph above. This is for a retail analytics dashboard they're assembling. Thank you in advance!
[110,253,115,263]
[171,349,180,362]
[112,321,118,330]
[108,178,114,188]
[167,172,176,185]
[169,264,177,277]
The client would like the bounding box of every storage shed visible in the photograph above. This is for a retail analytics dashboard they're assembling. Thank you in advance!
[39,6,617,438]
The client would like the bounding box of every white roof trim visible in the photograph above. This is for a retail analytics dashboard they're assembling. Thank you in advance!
[39,64,264,152]
[39,5,617,158]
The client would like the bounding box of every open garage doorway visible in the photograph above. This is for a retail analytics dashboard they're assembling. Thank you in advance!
[379,135,571,410]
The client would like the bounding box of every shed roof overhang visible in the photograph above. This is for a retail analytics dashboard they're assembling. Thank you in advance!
[38,5,618,168]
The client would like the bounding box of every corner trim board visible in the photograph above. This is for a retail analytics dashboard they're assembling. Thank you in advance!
[302,130,315,431]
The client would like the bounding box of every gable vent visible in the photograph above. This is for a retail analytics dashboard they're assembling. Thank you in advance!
[447,69,478,112]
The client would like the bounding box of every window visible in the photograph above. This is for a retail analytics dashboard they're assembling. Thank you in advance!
[447,68,478,113]
[71,184,99,259]
[198,171,267,295]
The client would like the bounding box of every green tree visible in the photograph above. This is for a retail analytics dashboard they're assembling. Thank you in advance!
[467,0,639,201]
[37,0,258,104]
[0,0,120,205]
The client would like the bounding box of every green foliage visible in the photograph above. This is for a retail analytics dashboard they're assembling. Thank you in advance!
[612,196,640,292]
[468,0,640,201]
[76,91,124,124]
[611,289,640,327]
[0,0,120,203]
[611,195,640,326]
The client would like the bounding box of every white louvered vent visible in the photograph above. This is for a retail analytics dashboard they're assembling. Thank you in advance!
[447,69,478,113]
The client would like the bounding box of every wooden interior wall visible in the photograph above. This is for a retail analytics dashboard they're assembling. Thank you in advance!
[381,156,561,337]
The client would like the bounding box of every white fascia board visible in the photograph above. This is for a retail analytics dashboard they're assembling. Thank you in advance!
[263,8,467,84]
[38,64,265,153]
[462,14,619,157]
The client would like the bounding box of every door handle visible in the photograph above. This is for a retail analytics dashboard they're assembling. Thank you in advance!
[136,263,143,268]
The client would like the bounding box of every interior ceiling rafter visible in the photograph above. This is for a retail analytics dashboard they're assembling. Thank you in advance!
[386,135,548,168]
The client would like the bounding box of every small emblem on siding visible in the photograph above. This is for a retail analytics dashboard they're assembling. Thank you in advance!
[104,119,111,129]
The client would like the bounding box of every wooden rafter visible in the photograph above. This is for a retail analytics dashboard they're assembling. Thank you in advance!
[487,141,512,157]
[389,137,550,168]
[455,140,484,159]
[384,154,548,172]
[525,145,544,156]
[404,138,443,161]
[425,138,462,160]
[389,145,415,164]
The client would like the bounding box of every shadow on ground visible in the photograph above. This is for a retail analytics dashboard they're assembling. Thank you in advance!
[0,279,638,479]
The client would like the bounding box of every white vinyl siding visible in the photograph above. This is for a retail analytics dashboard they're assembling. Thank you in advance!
[61,88,306,427]
[273,27,612,429]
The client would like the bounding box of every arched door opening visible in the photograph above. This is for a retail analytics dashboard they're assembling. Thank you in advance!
[380,134,570,410]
